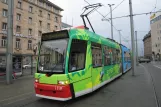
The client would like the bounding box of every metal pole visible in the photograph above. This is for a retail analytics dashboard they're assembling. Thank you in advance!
[108,4,114,39]
[135,31,139,66]
[6,0,14,84]
[31,56,33,75]
[118,30,122,44]
[129,0,135,76]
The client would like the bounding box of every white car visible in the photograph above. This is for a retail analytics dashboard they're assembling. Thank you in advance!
[23,62,37,69]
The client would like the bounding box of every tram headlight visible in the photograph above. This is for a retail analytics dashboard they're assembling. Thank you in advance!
[58,81,69,85]
[35,79,39,83]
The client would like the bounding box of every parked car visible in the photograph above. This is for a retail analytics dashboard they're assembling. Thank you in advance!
[138,58,151,63]
[23,62,37,69]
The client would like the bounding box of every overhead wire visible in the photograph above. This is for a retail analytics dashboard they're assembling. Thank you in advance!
[104,0,126,18]
[84,0,130,46]
[106,10,161,20]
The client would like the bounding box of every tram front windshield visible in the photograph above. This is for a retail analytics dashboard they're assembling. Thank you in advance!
[38,39,68,74]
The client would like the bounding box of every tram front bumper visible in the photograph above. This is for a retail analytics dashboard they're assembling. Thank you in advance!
[34,82,72,101]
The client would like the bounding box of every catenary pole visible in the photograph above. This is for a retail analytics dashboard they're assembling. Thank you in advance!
[108,4,115,39]
[6,0,14,84]
[135,31,139,66]
[129,0,135,76]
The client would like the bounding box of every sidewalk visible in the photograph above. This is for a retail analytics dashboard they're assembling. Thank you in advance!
[0,65,158,107]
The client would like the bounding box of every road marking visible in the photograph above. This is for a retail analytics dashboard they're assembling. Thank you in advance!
[0,92,33,102]
[153,65,161,69]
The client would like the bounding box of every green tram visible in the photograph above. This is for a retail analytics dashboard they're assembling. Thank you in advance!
[35,28,122,101]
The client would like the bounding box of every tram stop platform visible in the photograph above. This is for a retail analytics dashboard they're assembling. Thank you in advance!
[0,64,158,107]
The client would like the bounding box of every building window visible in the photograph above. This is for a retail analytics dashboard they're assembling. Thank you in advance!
[55,16,58,22]
[47,4,52,11]
[2,9,8,17]
[17,13,21,21]
[158,31,160,35]
[39,20,42,26]
[47,13,50,20]
[29,6,33,13]
[2,0,8,4]
[39,10,42,17]
[38,31,42,36]
[47,23,50,30]
[69,39,87,72]
[1,36,7,47]
[91,42,102,67]
[16,26,21,32]
[16,38,21,49]
[55,9,59,13]
[28,40,32,50]
[28,29,32,35]
[17,1,22,9]
[2,23,7,30]
[28,17,32,24]
[39,1,43,7]
[28,0,34,2]
[55,25,58,30]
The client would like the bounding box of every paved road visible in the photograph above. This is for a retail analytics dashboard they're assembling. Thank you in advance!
[0,68,35,82]
[142,62,161,106]
[0,63,161,107]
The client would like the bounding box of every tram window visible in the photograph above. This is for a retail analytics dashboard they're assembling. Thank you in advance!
[116,49,121,63]
[124,52,126,62]
[91,42,102,67]
[112,48,117,64]
[69,39,87,72]
[104,46,111,66]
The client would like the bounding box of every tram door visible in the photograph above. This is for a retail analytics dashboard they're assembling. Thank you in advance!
[91,42,104,90]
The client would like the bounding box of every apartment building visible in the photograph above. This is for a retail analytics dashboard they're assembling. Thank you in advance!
[0,0,63,64]
[150,11,161,60]
[143,31,152,59]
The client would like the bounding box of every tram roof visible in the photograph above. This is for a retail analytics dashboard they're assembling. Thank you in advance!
[68,28,120,49]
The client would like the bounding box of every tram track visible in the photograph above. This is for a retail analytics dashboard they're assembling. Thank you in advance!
[140,64,160,107]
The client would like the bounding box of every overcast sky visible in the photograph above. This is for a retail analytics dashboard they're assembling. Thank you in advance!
[50,0,161,56]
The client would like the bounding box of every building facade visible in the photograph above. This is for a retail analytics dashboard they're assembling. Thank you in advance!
[0,0,63,64]
[143,31,152,59]
[150,11,161,60]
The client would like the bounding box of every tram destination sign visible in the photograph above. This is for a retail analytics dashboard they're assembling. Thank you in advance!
[42,30,69,41]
